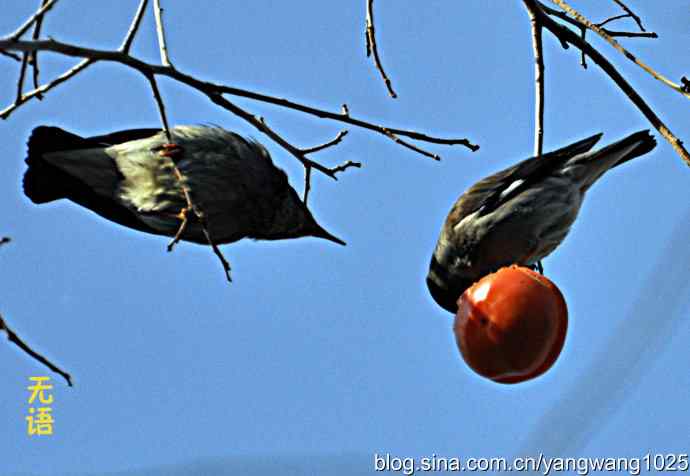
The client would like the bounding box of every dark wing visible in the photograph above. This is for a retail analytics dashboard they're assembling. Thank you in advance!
[446,133,603,225]
[86,128,163,147]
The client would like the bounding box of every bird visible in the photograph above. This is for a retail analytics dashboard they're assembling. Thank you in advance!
[23,125,345,269]
[427,130,656,314]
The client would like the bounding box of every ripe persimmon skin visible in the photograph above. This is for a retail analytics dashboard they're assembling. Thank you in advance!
[454,266,568,384]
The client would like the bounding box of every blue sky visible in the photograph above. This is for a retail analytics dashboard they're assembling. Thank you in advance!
[1,1,688,475]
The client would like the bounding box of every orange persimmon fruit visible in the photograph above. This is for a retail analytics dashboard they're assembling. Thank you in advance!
[454,265,568,383]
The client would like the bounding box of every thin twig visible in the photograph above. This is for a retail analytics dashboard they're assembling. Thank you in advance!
[600,29,657,39]
[152,0,173,67]
[120,0,149,54]
[381,128,441,160]
[611,0,647,31]
[303,166,313,204]
[6,0,59,40]
[0,50,21,61]
[0,58,94,120]
[365,0,397,98]
[549,0,687,99]
[16,52,30,103]
[29,0,50,95]
[199,216,232,282]
[596,13,629,28]
[526,4,545,157]
[210,93,363,179]
[524,0,690,166]
[0,39,479,155]
[299,129,356,203]
[579,27,588,68]
[300,130,349,155]
[146,73,172,139]
[1,313,73,386]
[145,75,231,280]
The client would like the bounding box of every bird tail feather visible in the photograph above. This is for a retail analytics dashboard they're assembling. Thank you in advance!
[570,130,656,190]
[23,126,91,203]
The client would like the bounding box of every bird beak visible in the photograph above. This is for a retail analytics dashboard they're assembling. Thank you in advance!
[310,222,346,246]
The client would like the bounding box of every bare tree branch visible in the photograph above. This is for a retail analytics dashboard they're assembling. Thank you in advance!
[611,0,647,31]
[549,0,687,99]
[600,29,657,39]
[1,313,73,386]
[300,130,353,203]
[526,4,545,157]
[8,0,59,40]
[365,0,397,98]
[153,0,173,68]
[120,0,149,54]
[209,93,362,180]
[0,40,478,159]
[145,78,232,281]
[1,50,22,61]
[28,0,50,95]
[16,50,30,103]
[146,73,172,140]
[596,13,630,28]
[0,58,94,119]
[300,130,349,155]
[524,0,690,166]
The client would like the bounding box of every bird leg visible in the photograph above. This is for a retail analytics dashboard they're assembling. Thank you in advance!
[156,143,194,253]
[167,207,189,252]
[155,143,233,282]
[530,261,544,274]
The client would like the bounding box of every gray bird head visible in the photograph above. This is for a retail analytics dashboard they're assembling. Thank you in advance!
[426,256,474,313]
[259,185,346,246]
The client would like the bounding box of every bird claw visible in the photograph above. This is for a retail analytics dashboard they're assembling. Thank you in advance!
[532,261,544,274]
[155,143,184,159]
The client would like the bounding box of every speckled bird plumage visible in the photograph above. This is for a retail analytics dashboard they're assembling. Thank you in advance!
[23,125,344,247]
[427,130,656,314]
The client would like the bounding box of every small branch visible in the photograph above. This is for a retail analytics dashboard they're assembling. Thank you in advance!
[381,128,441,160]
[120,0,149,54]
[600,29,657,39]
[213,93,363,179]
[1,50,22,61]
[1,58,94,120]
[298,129,359,203]
[328,160,361,176]
[29,0,50,95]
[152,0,173,68]
[145,73,172,140]
[300,130,349,155]
[596,13,629,28]
[611,0,647,31]
[526,4,545,156]
[1,313,72,387]
[525,0,690,166]
[365,0,397,98]
[579,28,588,69]
[16,52,30,103]
[303,165,313,204]
[0,39,479,157]
[549,0,687,99]
[198,216,232,282]
[6,0,59,40]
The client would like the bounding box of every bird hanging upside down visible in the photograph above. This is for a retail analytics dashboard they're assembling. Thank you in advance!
[23,125,345,270]
[427,130,656,314]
